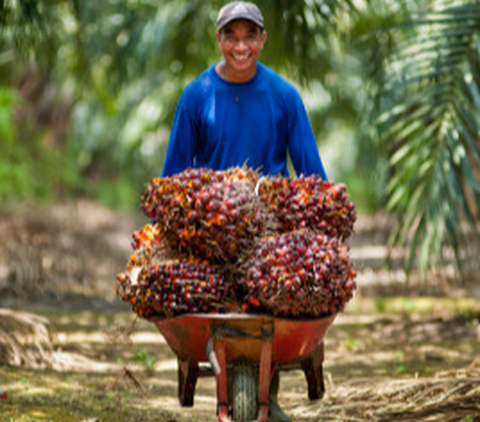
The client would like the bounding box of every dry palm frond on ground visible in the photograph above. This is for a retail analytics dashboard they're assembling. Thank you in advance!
[292,359,480,421]
[0,309,54,368]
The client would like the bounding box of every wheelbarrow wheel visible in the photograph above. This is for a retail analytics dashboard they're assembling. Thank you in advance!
[231,361,257,422]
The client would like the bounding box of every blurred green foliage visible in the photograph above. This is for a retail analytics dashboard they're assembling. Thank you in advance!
[0,87,16,143]
[0,86,83,202]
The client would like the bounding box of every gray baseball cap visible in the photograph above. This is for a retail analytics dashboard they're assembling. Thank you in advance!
[216,2,264,32]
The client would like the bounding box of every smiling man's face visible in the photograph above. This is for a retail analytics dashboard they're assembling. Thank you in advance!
[216,19,267,83]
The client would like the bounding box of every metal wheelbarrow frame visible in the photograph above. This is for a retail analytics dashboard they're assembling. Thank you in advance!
[150,312,336,422]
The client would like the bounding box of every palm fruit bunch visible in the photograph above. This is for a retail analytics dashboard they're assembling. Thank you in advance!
[116,223,172,308]
[125,223,164,269]
[141,167,265,263]
[117,166,357,320]
[241,230,356,317]
[120,260,230,319]
[257,174,356,240]
[131,223,162,251]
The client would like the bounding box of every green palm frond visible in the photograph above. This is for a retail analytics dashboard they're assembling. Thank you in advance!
[378,0,480,276]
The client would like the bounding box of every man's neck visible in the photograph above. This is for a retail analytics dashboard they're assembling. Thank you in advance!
[216,62,257,83]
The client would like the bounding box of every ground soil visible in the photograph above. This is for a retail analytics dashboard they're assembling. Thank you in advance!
[0,201,479,422]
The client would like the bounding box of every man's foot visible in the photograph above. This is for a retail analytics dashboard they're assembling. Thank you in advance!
[267,400,291,422]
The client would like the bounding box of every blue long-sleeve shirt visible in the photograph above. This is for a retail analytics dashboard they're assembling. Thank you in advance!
[162,62,327,179]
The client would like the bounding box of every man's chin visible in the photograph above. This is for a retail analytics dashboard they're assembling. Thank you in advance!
[231,61,255,72]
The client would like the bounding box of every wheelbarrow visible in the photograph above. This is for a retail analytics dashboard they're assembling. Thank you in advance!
[150,312,336,422]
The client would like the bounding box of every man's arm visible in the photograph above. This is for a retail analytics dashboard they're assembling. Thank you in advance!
[287,90,328,180]
[161,101,197,177]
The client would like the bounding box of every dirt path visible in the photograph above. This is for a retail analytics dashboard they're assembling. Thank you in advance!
[0,202,479,422]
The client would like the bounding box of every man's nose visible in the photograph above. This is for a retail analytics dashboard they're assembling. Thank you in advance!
[235,39,248,50]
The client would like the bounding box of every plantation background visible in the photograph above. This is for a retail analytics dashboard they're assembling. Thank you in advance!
[0,1,479,421]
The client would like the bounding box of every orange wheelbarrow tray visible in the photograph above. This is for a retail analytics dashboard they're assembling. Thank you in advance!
[150,312,336,422]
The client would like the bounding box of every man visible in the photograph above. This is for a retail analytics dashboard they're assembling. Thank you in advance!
[161,2,327,421]
[162,1,327,180]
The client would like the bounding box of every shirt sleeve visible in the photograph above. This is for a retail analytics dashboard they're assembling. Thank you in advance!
[287,90,328,180]
[161,97,197,177]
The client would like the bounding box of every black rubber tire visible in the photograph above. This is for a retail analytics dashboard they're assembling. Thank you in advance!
[231,361,257,422]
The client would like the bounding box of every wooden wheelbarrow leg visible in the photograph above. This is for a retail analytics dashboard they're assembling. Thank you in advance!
[301,341,325,400]
[178,358,199,407]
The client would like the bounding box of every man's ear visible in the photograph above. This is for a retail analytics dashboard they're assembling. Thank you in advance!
[215,31,221,43]
[261,30,267,49]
